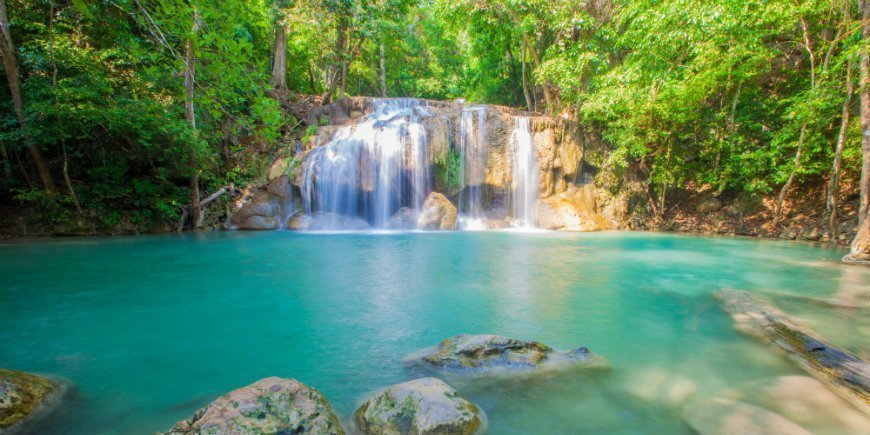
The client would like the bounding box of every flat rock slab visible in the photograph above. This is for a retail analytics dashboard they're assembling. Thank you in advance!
[714,289,870,413]
[161,377,344,435]
[0,369,65,432]
[684,398,810,435]
[406,334,608,376]
[725,375,870,434]
[354,377,484,435]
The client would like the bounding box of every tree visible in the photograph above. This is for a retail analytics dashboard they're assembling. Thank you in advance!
[0,0,55,193]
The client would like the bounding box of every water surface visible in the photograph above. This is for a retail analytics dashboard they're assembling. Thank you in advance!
[0,231,867,434]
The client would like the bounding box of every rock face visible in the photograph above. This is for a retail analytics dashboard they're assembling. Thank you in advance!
[683,398,811,435]
[408,334,607,375]
[354,377,484,435]
[287,212,370,231]
[388,207,418,230]
[417,193,458,230]
[535,184,617,231]
[0,369,64,431]
[162,377,344,435]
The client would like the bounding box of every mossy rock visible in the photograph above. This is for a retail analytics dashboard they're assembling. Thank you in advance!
[354,377,484,435]
[407,334,608,376]
[161,377,344,434]
[0,369,64,431]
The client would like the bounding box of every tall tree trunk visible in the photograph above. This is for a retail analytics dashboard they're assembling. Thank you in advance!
[828,61,853,237]
[848,0,870,263]
[321,14,348,104]
[379,42,386,97]
[185,10,202,229]
[0,139,10,179]
[47,3,82,215]
[774,124,806,227]
[521,45,532,111]
[270,22,287,90]
[0,0,55,193]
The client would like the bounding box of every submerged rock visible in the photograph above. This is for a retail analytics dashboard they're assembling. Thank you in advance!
[725,376,870,434]
[683,398,810,435]
[0,369,65,431]
[287,212,370,231]
[161,377,344,435]
[354,377,484,435]
[418,192,457,230]
[714,289,870,413]
[407,334,607,375]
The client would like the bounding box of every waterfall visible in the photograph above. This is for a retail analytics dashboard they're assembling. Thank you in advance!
[508,117,538,227]
[458,107,488,230]
[300,99,431,229]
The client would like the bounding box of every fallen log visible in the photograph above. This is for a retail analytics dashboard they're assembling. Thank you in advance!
[714,289,870,414]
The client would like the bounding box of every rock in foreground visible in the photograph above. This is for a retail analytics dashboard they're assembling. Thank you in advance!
[162,377,344,435]
[0,369,65,432]
[407,334,607,375]
[684,398,810,435]
[417,192,457,230]
[714,289,870,413]
[354,377,484,435]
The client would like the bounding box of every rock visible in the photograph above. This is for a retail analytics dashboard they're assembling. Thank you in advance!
[287,212,370,231]
[418,192,457,230]
[161,377,344,435]
[695,197,722,214]
[725,376,870,434]
[407,334,608,375]
[268,158,289,180]
[353,377,484,435]
[684,398,810,435]
[266,175,292,199]
[231,191,280,230]
[714,290,870,413]
[388,207,417,230]
[484,218,511,230]
[0,369,65,431]
[536,184,614,231]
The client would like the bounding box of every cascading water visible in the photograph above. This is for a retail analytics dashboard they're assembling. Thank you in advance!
[507,117,538,227]
[457,107,488,230]
[300,99,431,229]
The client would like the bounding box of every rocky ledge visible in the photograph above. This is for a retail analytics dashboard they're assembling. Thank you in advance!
[406,334,608,376]
[161,377,344,435]
[354,377,485,435]
[0,369,66,433]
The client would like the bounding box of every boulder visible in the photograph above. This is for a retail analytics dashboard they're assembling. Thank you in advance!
[536,185,614,231]
[407,334,607,375]
[231,191,280,230]
[354,377,484,435]
[418,193,457,231]
[161,377,344,435]
[0,369,65,431]
[683,398,810,435]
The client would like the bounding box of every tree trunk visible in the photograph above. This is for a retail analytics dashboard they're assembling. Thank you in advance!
[521,45,532,111]
[0,139,11,179]
[775,123,806,227]
[47,3,82,215]
[0,0,56,193]
[379,42,386,97]
[321,14,348,104]
[270,22,287,90]
[185,10,202,229]
[848,0,870,263]
[828,61,853,237]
